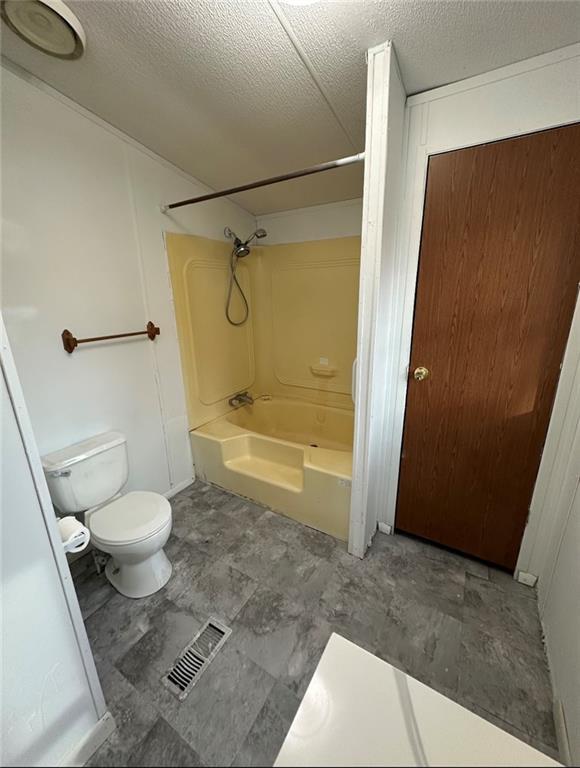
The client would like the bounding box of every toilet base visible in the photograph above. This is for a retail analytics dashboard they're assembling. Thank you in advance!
[105,548,172,599]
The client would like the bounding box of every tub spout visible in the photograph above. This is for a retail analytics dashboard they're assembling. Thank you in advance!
[228,391,254,407]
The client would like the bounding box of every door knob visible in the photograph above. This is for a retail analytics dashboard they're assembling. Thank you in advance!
[413,366,430,381]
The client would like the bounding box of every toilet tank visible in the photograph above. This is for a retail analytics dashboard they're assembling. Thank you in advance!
[42,431,128,513]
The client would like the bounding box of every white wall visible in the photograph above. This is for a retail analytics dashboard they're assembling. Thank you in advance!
[257,198,362,244]
[1,64,255,496]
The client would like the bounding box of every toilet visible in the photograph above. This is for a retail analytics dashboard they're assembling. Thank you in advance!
[42,431,172,599]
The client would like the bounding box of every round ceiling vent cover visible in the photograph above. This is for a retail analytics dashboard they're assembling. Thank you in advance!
[1,0,85,59]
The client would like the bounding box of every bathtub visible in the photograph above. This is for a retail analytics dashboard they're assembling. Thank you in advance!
[190,397,353,540]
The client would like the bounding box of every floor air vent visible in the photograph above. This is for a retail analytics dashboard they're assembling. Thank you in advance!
[162,618,231,701]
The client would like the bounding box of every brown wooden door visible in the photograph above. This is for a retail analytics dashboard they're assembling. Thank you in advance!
[396,124,580,570]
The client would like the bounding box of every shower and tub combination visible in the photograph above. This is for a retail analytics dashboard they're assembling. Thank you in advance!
[167,225,360,541]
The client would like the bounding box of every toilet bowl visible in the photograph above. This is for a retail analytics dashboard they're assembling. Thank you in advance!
[89,491,172,599]
[42,431,174,600]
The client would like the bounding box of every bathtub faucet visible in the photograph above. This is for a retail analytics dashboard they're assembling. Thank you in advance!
[228,391,254,407]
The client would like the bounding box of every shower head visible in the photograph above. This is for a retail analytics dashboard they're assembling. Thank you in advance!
[234,243,251,258]
[224,226,267,257]
[244,228,268,247]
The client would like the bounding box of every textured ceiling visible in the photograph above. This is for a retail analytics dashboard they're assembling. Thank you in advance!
[2,0,579,214]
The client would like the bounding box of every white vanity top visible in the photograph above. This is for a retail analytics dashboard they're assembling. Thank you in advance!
[275,633,560,767]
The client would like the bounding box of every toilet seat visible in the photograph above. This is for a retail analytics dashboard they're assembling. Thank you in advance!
[89,491,171,546]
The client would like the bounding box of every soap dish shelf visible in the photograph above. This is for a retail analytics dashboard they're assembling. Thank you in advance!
[310,365,338,377]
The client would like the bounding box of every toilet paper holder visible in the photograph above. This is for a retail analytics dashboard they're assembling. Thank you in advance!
[58,517,91,554]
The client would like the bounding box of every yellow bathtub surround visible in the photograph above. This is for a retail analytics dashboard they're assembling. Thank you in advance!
[191,397,352,540]
[166,232,257,429]
[251,237,360,409]
[166,233,360,428]
[166,232,359,539]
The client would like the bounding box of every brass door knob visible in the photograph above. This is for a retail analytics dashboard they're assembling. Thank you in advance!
[413,366,430,381]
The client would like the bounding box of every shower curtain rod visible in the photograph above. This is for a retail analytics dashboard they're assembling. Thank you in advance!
[160,152,365,212]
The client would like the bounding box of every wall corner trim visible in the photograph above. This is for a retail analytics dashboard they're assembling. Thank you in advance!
[164,477,195,499]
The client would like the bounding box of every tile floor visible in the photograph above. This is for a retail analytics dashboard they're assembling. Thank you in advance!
[75,480,558,767]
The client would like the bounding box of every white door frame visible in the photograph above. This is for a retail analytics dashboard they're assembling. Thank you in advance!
[361,43,579,573]
[349,41,406,558]
[1,314,114,763]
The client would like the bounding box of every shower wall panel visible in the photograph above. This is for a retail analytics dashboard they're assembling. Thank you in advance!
[167,233,255,429]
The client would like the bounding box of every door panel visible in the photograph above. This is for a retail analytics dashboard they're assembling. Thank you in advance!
[396,124,580,569]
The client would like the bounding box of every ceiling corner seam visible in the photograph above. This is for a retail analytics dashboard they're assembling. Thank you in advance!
[267,0,358,152]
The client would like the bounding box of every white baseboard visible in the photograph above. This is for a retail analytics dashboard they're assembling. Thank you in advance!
[378,522,393,535]
[164,477,194,500]
[516,570,538,587]
[553,699,571,766]
[61,711,115,767]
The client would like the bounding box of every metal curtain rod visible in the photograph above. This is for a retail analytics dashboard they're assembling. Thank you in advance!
[160,152,365,212]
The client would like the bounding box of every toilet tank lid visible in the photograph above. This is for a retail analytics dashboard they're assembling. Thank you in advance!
[42,431,126,472]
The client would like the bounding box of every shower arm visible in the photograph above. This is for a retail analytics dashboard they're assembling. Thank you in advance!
[160,152,365,212]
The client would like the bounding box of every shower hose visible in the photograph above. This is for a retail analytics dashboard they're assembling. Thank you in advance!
[225,248,249,326]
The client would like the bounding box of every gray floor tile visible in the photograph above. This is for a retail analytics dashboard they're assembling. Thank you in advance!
[391,532,491,581]
[369,533,466,620]
[250,509,306,549]
[292,523,339,560]
[170,495,210,540]
[319,552,394,655]
[464,559,490,580]
[127,717,204,767]
[330,544,397,605]
[174,558,258,623]
[161,535,215,602]
[264,541,336,608]
[88,656,158,767]
[232,682,300,767]
[179,480,234,511]
[73,559,116,620]
[458,623,556,749]
[70,550,94,579]
[182,506,249,551]
[150,643,276,766]
[171,487,262,557]
[222,527,289,584]
[488,566,536,599]
[220,494,268,525]
[463,573,543,652]
[116,599,203,688]
[232,586,303,678]
[241,518,339,609]
[80,479,557,767]
[376,592,462,696]
[85,590,163,663]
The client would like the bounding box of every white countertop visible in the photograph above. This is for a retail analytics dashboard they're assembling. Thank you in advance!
[275,633,560,767]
